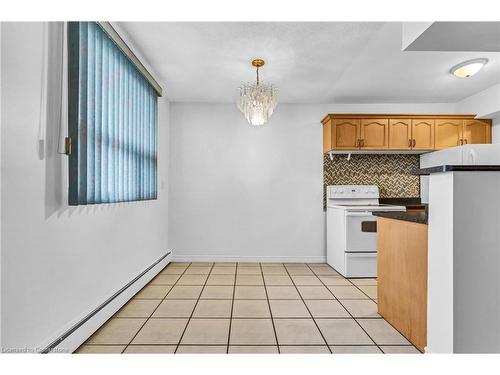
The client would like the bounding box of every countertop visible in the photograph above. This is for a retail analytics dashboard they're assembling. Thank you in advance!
[418,165,500,175]
[372,210,428,225]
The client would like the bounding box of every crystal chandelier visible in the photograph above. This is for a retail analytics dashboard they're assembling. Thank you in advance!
[237,59,278,126]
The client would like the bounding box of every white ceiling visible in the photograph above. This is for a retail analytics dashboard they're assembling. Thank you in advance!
[119,22,500,103]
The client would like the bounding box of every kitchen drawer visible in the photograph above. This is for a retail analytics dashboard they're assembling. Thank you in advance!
[345,252,377,278]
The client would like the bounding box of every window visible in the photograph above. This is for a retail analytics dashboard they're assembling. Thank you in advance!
[67,22,162,205]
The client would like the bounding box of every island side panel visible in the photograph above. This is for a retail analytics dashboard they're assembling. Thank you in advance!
[377,217,428,352]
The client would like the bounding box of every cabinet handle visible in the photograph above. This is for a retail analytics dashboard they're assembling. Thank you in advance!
[460,139,463,145]
[408,139,412,148]
[361,139,364,147]
[413,139,416,147]
[464,138,468,144]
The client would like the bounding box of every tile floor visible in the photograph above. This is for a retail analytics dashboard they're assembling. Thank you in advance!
[76,262,420,354]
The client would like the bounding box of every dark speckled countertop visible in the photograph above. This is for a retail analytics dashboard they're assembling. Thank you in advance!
[374,198,428,224]
[372,210,428,225]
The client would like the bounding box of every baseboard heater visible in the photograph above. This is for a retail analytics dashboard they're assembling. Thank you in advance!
[41,250,171,353]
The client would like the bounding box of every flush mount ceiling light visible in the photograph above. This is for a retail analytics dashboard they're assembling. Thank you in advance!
[237,59,278,126]
[450,58,488,78]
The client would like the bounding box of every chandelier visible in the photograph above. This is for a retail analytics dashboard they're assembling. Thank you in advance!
[237,59,278,126]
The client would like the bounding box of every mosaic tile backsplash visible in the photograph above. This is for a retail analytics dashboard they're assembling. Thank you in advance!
[323,154,420,204]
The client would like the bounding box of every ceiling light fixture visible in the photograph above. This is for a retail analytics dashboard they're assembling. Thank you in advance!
[450,58,488,78]
[237,59,278,126]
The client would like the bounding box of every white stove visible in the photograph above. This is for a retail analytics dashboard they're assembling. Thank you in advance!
[326,185,406,277]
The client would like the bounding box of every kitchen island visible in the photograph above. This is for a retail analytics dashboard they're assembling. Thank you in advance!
[372,211,428,352]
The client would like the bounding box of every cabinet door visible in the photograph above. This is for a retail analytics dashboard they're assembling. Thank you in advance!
[463,119,491,145]
[322,119,333,153]
[412,119,435,150]
[388,119,412,150]
[434,119,463,149]
[360,119,388,149]
[332,119,360,149]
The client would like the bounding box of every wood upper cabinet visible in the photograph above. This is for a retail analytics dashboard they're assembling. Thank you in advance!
[412,119,435,150]
[321,114,491,153]
[332,119,360,149]
[360,119,388,149]
[388,119,412,150]
[434,119,463,149]
[463,119,491,145]
[322,119,333,153]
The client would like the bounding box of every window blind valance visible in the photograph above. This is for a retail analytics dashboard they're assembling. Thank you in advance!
[68,21,159,205]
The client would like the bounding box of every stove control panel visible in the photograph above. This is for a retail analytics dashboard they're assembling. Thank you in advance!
[327,185,379,199]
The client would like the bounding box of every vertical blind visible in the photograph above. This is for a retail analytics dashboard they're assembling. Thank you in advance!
[68,22,159,205]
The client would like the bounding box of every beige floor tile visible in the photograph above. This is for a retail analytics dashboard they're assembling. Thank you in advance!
[176,274,208,285]
[211,267,236,275]
[131,318,188,345]
[270,300,310,318]
[76,345,125,353]
[310,267,340,276]
[319,276,353,286]
[229,319,276,345]
[358,285,377,299]
[124,345,176,353]
[357,319,410,345]
[193,300,232,318]
[180,319,230,345]
[184,267,212,275]
[350,278,377,286]
[280,346,330,354]
[261,267,288,275]
[304,300,350,318]
[274,319,325,345]
[341,300,380,318]
[330,345,382,354]
[177,345,227,353]
[160,266,187,275]
[236,275,264,286]
[238,262,260,267]
[87,318,146,345]
[237,267,262,275]
[149,274,181,285]
[234,285,267,299]
[261,263,285,267]
[286,267,314,276]
[263,275,293,286]
[152,300,197,318]
[316,319,373,345]
[232,300,271,318]
[115,300,161,318]
[297,286,335,299]
[214,262,237,266]
[327,286,369,299]
[134,285,172,299]
[266,286,301,300]
[188,262,213,267]
[171,262,191,266]
[165,285,203,299]
[291,275,322,286]
[207,274,236,285]
[200,285,234,299]
[229,346,278,353]
[284,263,307,266]
[380,346,421,354]
[292,276,323,285]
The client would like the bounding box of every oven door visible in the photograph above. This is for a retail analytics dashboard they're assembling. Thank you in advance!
[345,211,378,252]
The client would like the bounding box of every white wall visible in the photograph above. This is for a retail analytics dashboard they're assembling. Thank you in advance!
[168,102,456,262]
[1,22,170,351]
[493,117,500,144]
